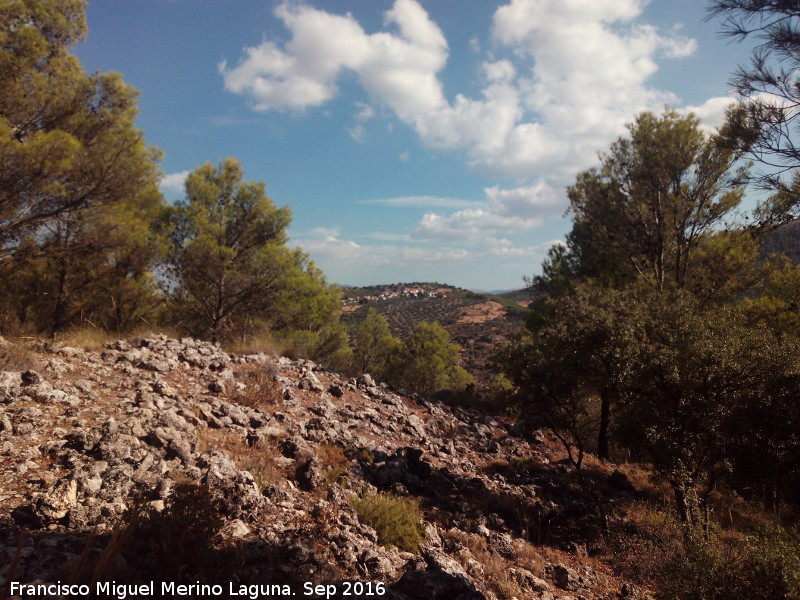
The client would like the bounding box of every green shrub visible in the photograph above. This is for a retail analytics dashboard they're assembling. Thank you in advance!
[609,504,800,600]
[351,492,425,553]
[656,528,800,600]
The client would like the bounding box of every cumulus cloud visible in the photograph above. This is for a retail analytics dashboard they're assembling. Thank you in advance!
[220,0,448,115]
[159,170,190,198]
[485,238,564,258]
[221,0,699,181]
[483,0,698,178]
[682,96,738,134]
[412,181,566,242]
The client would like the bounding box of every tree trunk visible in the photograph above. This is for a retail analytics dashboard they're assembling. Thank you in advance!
[597,388,611,460]
[49,262,70,337]
[671,477,700,527]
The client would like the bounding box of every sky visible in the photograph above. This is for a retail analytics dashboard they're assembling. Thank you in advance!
[74,0,756,291]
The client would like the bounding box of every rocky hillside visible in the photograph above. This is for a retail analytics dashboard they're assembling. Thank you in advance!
[0,336,644,600]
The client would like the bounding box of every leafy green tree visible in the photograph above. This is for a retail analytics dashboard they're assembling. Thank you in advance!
[496,284,636,465]
[266,251,350,365]
[0,188,165,334]
[164,158,292,341]
[164,158,348,359]
[352,308,400,379]
[0,0,165,335]
[534,109,795,302]
[616,291,799,527]
[503,110,800,523]
[0,0,162,252]
[387,321,472,396]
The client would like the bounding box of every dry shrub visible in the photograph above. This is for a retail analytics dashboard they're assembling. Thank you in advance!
[616,462,671,501]
[230,362,282,409]
[0,338,39,371]
[198,426,285,491]
[607,501,684,585]
[607,501,800,599]
[316,444,350,484]
[351,492,424,553]
[443,527,547,600]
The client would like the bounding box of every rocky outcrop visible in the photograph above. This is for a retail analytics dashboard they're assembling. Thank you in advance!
[0,335,637,599]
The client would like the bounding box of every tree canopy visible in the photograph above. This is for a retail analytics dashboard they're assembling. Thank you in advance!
[709,1,800,194]
[0,0,164,335]
[501,109,800,524]
[0,0,161,254]
[163,158,346,356]
[534,109,795,302]
[386,321,473,397]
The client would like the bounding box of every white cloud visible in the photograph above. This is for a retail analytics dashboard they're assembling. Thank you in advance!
[485,238,563,258]
[354,102,375,121]
[347,124,366,143]
[159,170,190,196]
[220,0,448,115]
[293,233,471,274]
[222,0,699,183]
[411,181,566,242]
[682,96,738,134]
[361,195,483,209]
[481,0,697,178]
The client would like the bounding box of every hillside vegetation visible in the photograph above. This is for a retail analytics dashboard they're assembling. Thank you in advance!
[3,2,800,599]
[342,283,527,387]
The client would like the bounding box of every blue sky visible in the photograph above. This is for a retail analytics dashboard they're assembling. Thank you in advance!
[75,0,754,291]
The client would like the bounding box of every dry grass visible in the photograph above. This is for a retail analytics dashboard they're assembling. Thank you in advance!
[225,332,286,356]
[198,426,286,491]
[616,461,671,501]
[54,326,120,349]
[0,338,40,371]
[316,444,350,484]
[442,528,548,600]
[229,362,283,409]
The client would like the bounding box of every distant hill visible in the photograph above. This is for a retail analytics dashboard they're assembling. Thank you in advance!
[761,219,800,263]
[341,282,529,387]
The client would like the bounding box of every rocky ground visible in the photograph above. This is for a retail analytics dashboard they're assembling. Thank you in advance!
[0,336,645,600]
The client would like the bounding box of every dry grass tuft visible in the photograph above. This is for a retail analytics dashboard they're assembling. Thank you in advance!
[316,444,350,484]
[198,426,286,491]
[229,362,283,409]
[55,326,119,350]
[225,332,286,356]
[0,338,40,371]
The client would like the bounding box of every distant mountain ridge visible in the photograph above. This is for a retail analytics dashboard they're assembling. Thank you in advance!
[340,282,529,387]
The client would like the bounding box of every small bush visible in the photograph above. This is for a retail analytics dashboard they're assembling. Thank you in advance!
[317,444,350,484]
[197,427,285,491]
[351,492,425,553]
[656,528,800,600]
[230,362,282,409]
[608,502,800,600]
[0,339,38,371]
